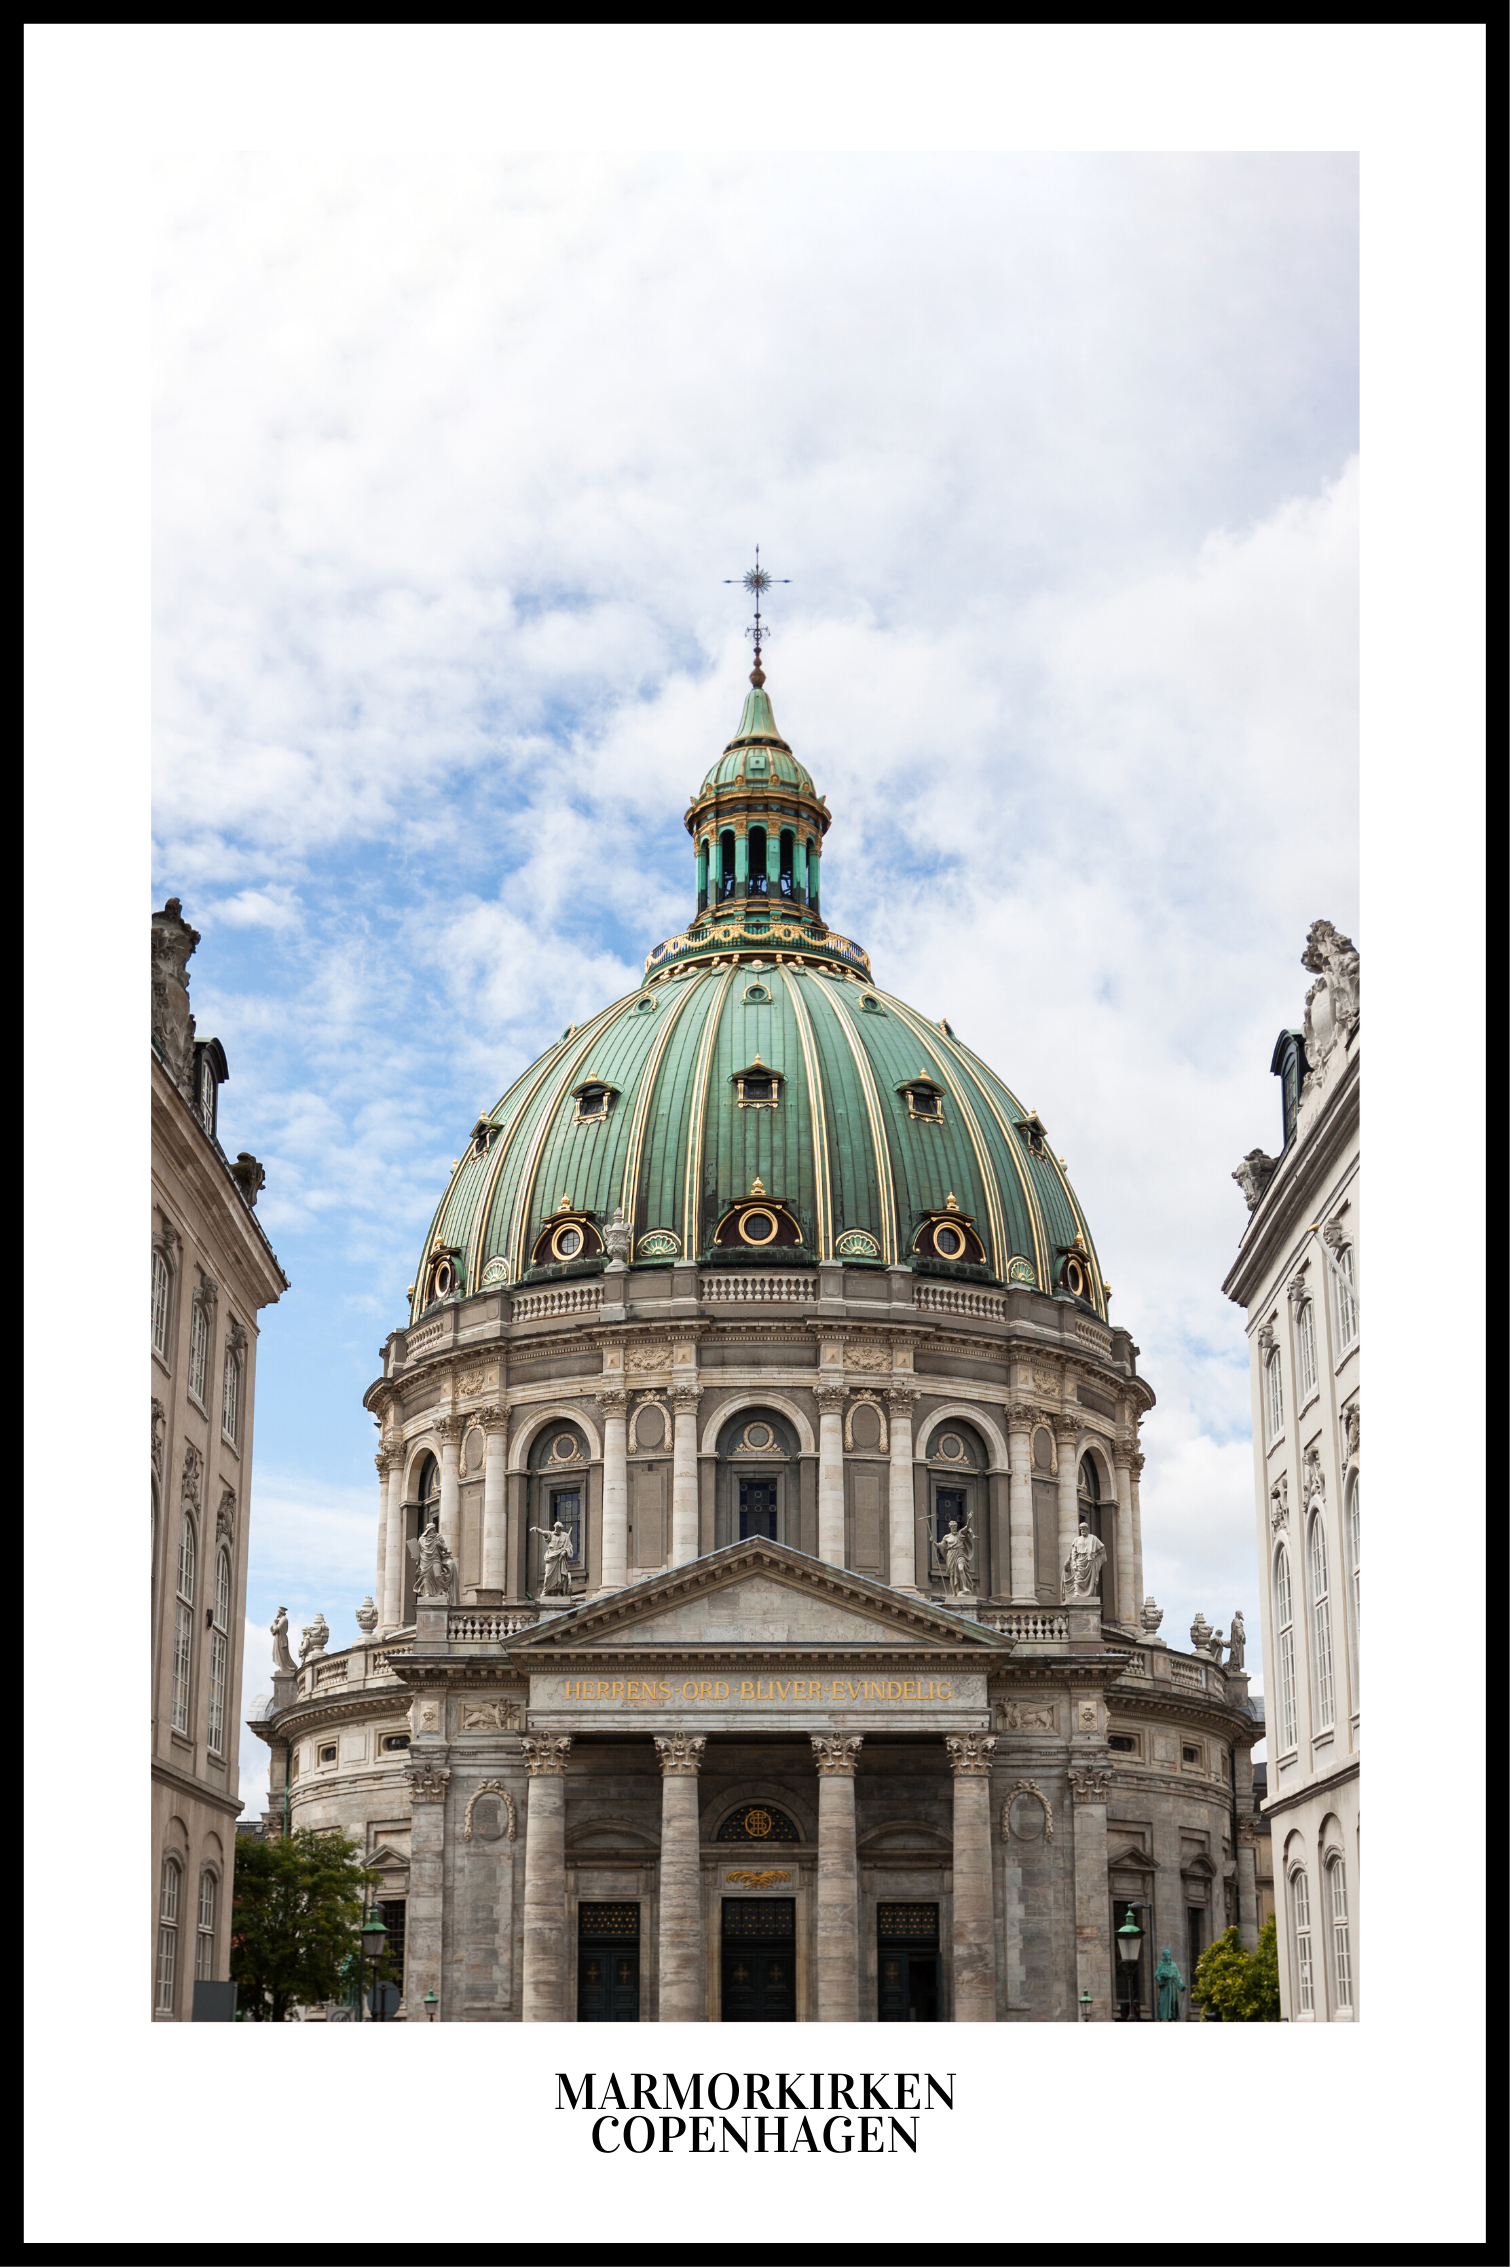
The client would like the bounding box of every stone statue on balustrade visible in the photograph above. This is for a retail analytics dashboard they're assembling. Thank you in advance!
[603,1205,632,1266]
[932,1514,977,1597]
[530,1518,576,1598]
[409,1519,458,1602]
[1061,1521,1106,1603]
[1227,1610,1246,1671]
[1155,1947,1185,2021]
[270,1605,295,1673]
[298,1612,329,1664]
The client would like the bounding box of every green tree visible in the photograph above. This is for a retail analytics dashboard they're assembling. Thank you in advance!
[1191,1916,1282,2022]
[230,1829,383,2022]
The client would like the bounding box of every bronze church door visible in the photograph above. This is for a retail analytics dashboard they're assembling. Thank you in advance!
[721,1899,796,2021]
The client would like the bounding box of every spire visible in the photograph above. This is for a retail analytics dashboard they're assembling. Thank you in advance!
[730,672,785,748]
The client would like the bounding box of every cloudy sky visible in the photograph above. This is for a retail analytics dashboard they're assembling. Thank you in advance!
[149,154,1358,1813]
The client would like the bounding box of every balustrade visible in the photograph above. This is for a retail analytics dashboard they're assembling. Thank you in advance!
[700,1272,817,1302]
[913,1282,1007,1321]
[512,1283,603,1322]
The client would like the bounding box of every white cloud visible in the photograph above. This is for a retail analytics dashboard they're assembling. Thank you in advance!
[155,155,1356,1667]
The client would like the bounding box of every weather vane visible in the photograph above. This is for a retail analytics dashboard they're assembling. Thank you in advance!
[724,547,789,676]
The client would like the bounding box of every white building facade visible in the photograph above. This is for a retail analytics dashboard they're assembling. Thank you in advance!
[1224,920,1359,2021]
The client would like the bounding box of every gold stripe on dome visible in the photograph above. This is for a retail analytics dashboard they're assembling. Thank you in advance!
[680,964,740,1257]
[920,1027,1052,1294]
[780,966,833,1257]
[617,968,708,1232]
[462,1040,593,1304]
[1039,1150,1109,1322]
[883,998,1008,1278]
[505,997,638,1282]
[804,972,896,1265]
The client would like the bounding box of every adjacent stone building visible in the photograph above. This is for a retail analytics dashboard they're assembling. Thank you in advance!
[251,661,1260,2022]
[1224,921,1359,2019]
[152,901,287,2017]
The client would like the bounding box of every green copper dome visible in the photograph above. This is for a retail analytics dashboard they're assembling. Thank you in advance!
[409,669,1106,1322]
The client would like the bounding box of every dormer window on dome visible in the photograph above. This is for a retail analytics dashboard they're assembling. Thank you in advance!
[899,1074,945,1123]
[715,1178,802,1250]
[571,1080,619,1126]
[914,1196,985,1265]
[1015,1111,1049,1158]
[468,1116,499,1156]
[731,1056,783,1110]
[1055,1232,1097,1304]
[424,1241,463,1306]
[531,1196,604,1269]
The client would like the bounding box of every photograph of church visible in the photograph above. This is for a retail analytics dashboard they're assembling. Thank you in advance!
[250,636,1265,2022]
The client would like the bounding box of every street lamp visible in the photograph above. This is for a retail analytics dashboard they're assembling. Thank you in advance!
[1078,1989,1093,2022]
[359,1907,388,2022]
[424,1990,438,2022]
[1116,1908,1145,2021]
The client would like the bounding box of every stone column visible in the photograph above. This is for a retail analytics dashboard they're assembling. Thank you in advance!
[600,1391,629,1593]
[374,1451,391,1618]
[1112,1441,1137,1630]
[944,1734,997,2021]
[1054,1417,1080,1578]
[1128,1450,1146,1611]
[654,1734,706,2020]
[1006,1406,1037,1604]
[670,1384,701,1567]
[404,1764,450,2018]
[887,1390,917,1590]
[380,1454,407,1633]
[1236,1821,1260,1953]
[437,1419,463,1564]
[481,1411,509,1595]
[520,1736,573,2022]
[1069,1764,1113,2020]
[816,1385,846,1566]
[812,1736,863,2020]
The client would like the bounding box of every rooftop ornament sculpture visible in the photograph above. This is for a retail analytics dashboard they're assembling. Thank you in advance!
[723,547,789,680]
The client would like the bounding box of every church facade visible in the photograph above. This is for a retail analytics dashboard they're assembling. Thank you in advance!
[251,656,1261,2022]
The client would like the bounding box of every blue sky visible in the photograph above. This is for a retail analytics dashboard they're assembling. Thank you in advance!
[149,153,1359,1807]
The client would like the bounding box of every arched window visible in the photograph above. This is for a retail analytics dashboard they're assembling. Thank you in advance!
[805,838,819,910]
[1333,1242,1358,1348]
[1347,1474,1360,1654]
[156,1857,181,2014]
[1289,1866,1315,2016]
[748,824,768,896]
[719,830,737,900]
[1274,1545,1298,1754]
[1265,1347,1284,1442]
[696,836,710,911]
[221,1340,241,1445]
[188,1297,210,1407]
[206,1549,231,1756]
[196,1870,218,1982]
[1296,1300,1318,1403]
[152,1248,171,1360]
[779,829,794,899]
[1327,1855,1353,2014]
[172,1517,196,1734]
[1308,1512,1335,1731]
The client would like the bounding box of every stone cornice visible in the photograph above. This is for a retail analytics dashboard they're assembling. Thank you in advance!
[1222,1047,1359,1310]
[151,1054,289,1304]
[249,1688,414,1740]
[1259,1753,1360,1820]
[510,1644,1000,1670]
[151,1755,244,1818]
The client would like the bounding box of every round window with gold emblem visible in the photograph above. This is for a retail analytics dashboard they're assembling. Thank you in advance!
[739,1209,778,1246]
[1063,1256,1085,1297]
[552,1222,584,1261]
[934,1223,965,1260]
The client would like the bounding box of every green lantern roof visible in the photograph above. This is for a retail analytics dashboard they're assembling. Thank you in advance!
[699,672,816,795]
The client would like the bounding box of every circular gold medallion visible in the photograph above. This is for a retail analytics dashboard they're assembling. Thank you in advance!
[744,1807,773,1838]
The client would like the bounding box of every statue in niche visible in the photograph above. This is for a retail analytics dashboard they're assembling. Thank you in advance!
[1227,1611,1246,1671]
[1061,1521,1106,1603]
[271,1606,295,1673]
[410,1519,458,1602]
[932,1514,976,1597]
[530,1519,575,1598]
[1155,1948,1185,2022]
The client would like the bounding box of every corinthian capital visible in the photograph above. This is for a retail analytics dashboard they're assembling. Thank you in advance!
[943,1733,996,1776]
[815,1383,847,1413]
[599,1389,630,1418]
[811,1734,863,1776]
[1068,1766,1112,1805]
[653,1734,707,1777]
[521,1735,574,1777]
[405,1766,451,1803]
[1006,1402,1038,1433]
[670,1380,702,1407]
[1053,1413,1080,1445]
[435,1415,464,1445]
[887,1386,918,1413]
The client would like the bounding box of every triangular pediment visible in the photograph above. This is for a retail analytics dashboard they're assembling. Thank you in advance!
[509,1539,1007,1653]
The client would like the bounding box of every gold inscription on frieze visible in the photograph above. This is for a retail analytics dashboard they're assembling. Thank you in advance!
[555,1676,956,1703]
[725,1869,792,1888]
